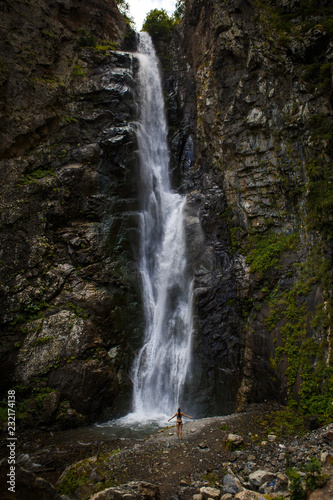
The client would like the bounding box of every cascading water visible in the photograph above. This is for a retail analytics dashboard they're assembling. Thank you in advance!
[130,32,194,419]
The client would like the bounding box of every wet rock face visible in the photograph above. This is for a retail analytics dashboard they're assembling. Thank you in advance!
[165,0,333,414]
[0,0,128,157]
[0,2,141,426]
[0,458,65,500]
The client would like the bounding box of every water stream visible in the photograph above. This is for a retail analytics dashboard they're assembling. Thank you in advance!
[130,32,194,421]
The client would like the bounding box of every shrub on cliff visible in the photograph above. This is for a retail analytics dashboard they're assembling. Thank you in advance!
[115,0,135,28]
[142,9,176,45]
[174,0,185,21]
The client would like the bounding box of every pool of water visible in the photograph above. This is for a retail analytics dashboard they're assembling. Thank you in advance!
[95,412,171,439]
[47,412,173,445]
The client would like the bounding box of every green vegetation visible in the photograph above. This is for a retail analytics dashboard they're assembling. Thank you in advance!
[288,458,328,500]
[174,0,185,21]
[202,471,219,487]
[142,9,176,44]
[66,302,89,320]
[71,64,88,78]
[300,62,333,92]
[10,301,49,326]
[304,114,333,237]
[32,335,53,346]
[266,246,333,423]
[116,0,135,27]
[78,28,96,48]
[32,386,53,408]
[260,408,308,438]
[62,116,78,124]
[57,461,92,496]
[57,449,122,497]
[94,41,119,52]
[20,166,55,184]
[253,0,333,46]
[245,231,299,277]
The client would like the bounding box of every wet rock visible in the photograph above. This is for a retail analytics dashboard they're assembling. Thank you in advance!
[39,390,61,423]
[49,358,119,422]
[165,0,333,417]
[0,0,140,427]
[15,311,101,383]
[0,459,67,500]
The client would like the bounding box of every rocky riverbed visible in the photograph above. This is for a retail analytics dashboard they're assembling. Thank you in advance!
[1,404,332,499]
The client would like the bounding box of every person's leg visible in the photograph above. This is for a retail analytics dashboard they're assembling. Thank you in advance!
[176,422,180,438]
[179,423,183,438]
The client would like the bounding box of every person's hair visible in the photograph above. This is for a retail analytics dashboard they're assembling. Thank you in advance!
[177,407,181,418]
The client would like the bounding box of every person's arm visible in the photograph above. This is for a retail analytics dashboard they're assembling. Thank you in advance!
[168,413,177,421]
[181,413,193,419]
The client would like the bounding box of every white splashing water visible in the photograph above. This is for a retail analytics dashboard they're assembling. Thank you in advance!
[130,32,194,421]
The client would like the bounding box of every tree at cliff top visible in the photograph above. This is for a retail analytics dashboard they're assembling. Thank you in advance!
[142,9,176,44]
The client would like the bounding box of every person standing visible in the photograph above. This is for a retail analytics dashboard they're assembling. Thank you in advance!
[168,407,193,438]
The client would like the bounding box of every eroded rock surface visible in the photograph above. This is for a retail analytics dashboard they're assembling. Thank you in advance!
[0,1,140,426]
[163,0,333,415]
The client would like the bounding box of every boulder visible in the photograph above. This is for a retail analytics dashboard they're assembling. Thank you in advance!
[248,470,275,489]
[89,482,161,500]
[226,434,244,446]
[223,474,243,495]
[235,491,266,500]
[0,459,68,500]
[221,495,233,500]
[322,425,333,441]
[200,486,221,499]
[308,478,333,500]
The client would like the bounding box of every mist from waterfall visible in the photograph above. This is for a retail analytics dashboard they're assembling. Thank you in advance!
[130,32,194,420]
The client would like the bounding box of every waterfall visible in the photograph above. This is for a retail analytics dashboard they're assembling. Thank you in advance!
[131,32,193,418]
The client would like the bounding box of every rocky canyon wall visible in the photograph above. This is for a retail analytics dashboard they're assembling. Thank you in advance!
[0,0,141,427]
[165,0,333,418]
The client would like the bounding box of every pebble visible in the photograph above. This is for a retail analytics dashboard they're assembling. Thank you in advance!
[199,442,209,449]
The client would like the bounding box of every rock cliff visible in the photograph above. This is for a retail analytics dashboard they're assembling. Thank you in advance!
[166,0,333,417]
[0,0,141,427]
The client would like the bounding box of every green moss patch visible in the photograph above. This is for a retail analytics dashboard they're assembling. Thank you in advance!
[267,246,333,423]
[245,231,299,277]
[57,449,123,498]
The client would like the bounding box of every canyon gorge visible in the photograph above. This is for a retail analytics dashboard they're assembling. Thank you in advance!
[0,0,332,435]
